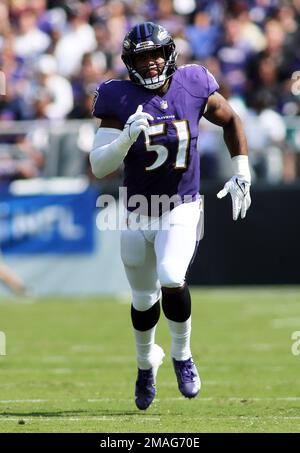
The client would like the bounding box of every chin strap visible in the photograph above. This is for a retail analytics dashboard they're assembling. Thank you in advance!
[132,63,169,90]
[143,80,166,90]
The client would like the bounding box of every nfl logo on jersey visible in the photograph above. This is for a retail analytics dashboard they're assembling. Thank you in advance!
[160,100,168,110]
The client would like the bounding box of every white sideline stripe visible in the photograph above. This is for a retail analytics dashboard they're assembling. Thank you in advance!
[0,417,161,422]
[165,397,300,402]
[0,399,48,403]
[1,397,300,404]
[271,318,300,328]
[1,416,300,422]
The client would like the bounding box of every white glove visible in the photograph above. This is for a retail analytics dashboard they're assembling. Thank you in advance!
[123,104,153,145]
[217,155,251,220]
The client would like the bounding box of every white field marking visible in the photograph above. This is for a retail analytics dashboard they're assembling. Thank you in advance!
[0,416,300,423]
[161,397,300,402]
[0,399,48,403]
[1,361,133,373]
[249,343,274,351]
[69,345,105,353]
[41,356,68,363]
[271,318,300,329]
[0,398,134,404]
[205,364,287,371]
[1,367,73,374]
[51,368,72,374]
[1,357,285,369]
[1,397,300,404]
[0,383,64,389]
[96,356,134,363]
[87,398,132,403]
[52,355,135,363]
[0,416,161,422]
[184,416,300,421]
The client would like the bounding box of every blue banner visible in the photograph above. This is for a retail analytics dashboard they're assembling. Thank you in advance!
[0,187,97,254]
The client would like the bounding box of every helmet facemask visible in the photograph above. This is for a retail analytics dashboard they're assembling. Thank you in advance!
[122,23,178,90]
[130,45,177,90]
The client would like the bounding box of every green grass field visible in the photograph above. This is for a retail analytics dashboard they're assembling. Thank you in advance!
[0,287,300,433]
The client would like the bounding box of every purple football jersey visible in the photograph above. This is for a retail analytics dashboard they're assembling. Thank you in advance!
[92,64,219,209]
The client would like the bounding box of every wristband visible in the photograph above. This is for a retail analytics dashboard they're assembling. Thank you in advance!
[232,155,251,182]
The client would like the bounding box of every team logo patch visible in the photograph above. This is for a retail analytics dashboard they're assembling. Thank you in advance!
[160,100,168,110]
[123,39,130,50]
[157,26,169,41]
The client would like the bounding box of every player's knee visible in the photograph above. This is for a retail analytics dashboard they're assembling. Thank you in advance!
[157,262,185,288]
[132,289,161,311]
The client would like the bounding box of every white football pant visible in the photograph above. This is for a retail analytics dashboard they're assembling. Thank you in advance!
[121,199,202,311]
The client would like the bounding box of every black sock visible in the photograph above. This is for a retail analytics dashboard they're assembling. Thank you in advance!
[161,284,191,322]
[131,300,161,331]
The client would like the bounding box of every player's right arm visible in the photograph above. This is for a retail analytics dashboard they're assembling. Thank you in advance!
[90,106,153,179]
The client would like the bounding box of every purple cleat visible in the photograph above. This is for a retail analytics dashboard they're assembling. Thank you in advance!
[135,368,156,410]
[135,344,165,410]
[172,357,201,398]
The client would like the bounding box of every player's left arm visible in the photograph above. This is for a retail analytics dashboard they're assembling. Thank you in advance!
[204,92,251,220]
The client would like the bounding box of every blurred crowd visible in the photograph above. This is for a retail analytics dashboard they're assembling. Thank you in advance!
[0,0,300,183]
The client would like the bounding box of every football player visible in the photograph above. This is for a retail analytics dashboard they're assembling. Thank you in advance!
[90,22,251,410]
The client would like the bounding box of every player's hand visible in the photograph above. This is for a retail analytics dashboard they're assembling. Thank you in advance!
[217,176,251,220]
[217,155,251,220]
[124,105,153,144]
